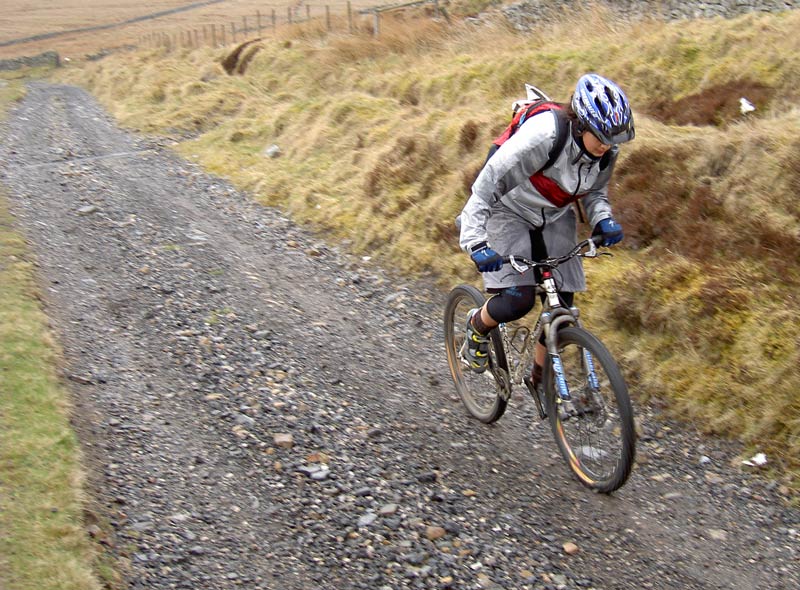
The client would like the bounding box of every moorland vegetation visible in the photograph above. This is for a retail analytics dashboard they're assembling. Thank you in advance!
[54,5,800,484]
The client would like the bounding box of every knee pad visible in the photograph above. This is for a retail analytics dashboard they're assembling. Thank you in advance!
[486,286,537,323]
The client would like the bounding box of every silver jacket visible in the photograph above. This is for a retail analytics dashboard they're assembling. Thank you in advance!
[459,110,617,253]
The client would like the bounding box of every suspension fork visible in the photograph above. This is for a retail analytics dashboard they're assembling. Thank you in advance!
[583,347,601,391]
[565,305,602,392]
[542,308,581,401]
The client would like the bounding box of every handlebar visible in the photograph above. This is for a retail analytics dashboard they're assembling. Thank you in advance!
[501,236,607,273]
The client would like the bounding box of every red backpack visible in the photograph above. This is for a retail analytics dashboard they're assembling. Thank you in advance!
[491,98,569,172]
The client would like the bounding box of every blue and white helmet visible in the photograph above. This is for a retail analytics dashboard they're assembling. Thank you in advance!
[572,73,635,145]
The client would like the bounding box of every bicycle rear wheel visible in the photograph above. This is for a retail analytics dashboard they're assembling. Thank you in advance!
[444,285,509,423]
[544,326,635,493]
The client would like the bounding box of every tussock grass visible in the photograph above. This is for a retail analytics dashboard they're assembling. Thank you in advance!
[56,6,800,488]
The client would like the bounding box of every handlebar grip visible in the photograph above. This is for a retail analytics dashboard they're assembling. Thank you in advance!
[591,234,605,247]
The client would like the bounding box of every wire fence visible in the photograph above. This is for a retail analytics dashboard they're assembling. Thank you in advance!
[138,0,449,49]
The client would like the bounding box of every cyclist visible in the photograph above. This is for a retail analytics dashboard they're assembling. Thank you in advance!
[458,73,635,389]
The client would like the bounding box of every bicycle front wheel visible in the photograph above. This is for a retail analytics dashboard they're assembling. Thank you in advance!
[544,326,635,493]
[443,285,509,424]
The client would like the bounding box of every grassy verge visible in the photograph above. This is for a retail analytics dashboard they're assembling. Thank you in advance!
[0,72,103,590]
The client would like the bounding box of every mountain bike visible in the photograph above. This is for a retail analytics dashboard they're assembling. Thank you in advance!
[444,236,635,493]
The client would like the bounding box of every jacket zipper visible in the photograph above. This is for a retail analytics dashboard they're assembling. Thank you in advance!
[573,159,598,198]
[572,162,586,199]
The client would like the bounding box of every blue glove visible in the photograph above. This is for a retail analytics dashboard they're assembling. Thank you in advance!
[470,243,503,273]
[593,218,624,246]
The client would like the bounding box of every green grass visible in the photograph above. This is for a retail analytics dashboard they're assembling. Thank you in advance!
[0,74,103,590]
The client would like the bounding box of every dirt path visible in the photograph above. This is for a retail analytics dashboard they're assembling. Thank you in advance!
[1,82,797,590]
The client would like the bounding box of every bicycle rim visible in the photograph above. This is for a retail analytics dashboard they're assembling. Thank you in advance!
[545,327,635,492]
[444,285,508,424]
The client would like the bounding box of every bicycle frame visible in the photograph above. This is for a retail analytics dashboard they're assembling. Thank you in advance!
[497,274,581,389]
[497,241,605,413]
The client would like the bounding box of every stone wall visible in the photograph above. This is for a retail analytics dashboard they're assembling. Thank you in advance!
[0,51,60,71]
[503,0,799,30]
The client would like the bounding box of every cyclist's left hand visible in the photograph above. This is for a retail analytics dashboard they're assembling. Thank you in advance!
[593,218,624,246]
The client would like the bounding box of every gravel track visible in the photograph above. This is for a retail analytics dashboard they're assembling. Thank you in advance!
[1,82,797,590]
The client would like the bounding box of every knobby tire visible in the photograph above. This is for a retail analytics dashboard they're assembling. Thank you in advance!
[444,285,508,423]
[543,326,635,493]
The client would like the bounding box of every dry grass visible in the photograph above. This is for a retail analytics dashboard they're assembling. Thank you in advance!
[53,5,800,487]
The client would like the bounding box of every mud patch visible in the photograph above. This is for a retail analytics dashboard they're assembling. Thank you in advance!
[221,39,262,75]
[644,80,774,127]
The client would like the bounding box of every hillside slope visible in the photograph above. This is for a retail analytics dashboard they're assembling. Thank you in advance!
[57,6,800,483]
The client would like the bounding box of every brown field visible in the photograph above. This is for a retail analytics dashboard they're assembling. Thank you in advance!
[0,0,378,60]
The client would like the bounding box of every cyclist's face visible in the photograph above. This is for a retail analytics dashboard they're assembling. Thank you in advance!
[583,131,611,157]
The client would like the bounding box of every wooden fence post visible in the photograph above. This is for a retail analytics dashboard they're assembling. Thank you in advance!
[326,5,331,31]
[231,22,236,42]
[272,9,276,31]
[257,10,262,35]
[243,15,248,35]
[288,7,293,25]
[306,5,311,21]
[373,12,380,38]
[211,24,217,46]
[347,1,353,33]
[221,25,226,45]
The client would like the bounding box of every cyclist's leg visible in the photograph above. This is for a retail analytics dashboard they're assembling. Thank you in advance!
[464,286,539,372]
[464,209,539,371]
[486,286,537,324]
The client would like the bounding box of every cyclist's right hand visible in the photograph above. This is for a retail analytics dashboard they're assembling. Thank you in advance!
[593,218,624,246]
[470,243,503,273]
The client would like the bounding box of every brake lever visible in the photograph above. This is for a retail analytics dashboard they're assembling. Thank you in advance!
[580,240,599,258]
[508,255,530,274]
[580,240,614,259]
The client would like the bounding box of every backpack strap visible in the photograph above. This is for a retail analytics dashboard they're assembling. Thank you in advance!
[541,107,569,171]
[493,100,560,148]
